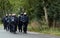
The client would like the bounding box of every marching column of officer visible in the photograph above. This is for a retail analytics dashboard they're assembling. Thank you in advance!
[18,13,23,32]
[2,14,8,30]
[2,13,29,34]
[23,13,29,33]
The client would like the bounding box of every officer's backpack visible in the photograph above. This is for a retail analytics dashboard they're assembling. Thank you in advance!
[5,17,8,23]
[7,17,10,23]
[11,17,15,22]
[20,15,28,23]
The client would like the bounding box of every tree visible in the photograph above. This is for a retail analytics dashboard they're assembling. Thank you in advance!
[0,0,13,17]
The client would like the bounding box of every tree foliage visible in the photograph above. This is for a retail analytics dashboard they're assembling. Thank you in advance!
[0,0,60,27]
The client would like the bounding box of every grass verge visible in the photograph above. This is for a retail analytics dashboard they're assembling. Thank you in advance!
[28,25,60,36]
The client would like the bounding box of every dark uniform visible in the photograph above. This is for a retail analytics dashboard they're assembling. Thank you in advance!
[7,16,11,31]
[2,16,7,30]
[20,14,29,33]
[2,16,9,31]
[10,15,18,33]
[18,14,23,32]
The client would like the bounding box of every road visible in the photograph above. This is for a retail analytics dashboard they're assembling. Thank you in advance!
[0,27,60,38]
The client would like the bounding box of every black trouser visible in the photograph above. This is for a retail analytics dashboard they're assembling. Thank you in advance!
[3,23,7,30]
[23,22,28,33]
[18,21,23,32]
[10,24,13,32]
[4,23,9,31]
[6,24,9,31]
[10,23,17,33]
[14,25,17,32]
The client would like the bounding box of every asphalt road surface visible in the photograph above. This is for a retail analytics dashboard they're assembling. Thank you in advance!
[0,27,60,38]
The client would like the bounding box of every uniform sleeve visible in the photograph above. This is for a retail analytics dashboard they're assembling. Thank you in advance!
[27,16,29,23]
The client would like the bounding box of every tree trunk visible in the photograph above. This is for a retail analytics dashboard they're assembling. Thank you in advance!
[43,6,48,26]
[53,14,56,28]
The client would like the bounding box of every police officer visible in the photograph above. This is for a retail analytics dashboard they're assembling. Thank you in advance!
[6,15,10,31]
[7,14,11,31]
[18,13,23,32]
[2,16,6,30]
[2,14,10,31]
[10,14,18,33]
[2,14,8,30]
[9,14,14,32]
[22,12,29,33]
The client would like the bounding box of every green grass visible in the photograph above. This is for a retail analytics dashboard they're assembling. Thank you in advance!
[40,28,60,36]
[0,24,3,26]
[28,25,60,36]
[0,24,3,29]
